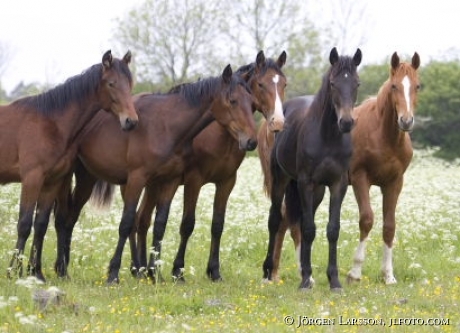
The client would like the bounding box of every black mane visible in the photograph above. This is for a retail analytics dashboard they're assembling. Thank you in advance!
[13,59,132,116]
[169,73,251,108]
[236,58,285,78]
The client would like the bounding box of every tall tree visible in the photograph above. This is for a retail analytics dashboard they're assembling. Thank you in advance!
[114,0,224,88]
[222,0,324,97]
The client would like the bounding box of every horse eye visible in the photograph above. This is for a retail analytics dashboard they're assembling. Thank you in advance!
[391,84,397,91]
[108,81,116,87]
[230,99,237,106]
[416,84,421,91]
[258,83,264,89]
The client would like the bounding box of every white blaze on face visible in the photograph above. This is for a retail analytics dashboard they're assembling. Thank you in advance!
[272,74,283,120]
[402,75,412,114]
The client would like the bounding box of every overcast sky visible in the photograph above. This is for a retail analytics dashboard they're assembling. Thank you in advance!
[0,0,458,93]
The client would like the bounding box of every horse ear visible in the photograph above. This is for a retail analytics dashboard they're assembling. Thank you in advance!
[412,52,421,70]
[256,50,266,71]
[123,50,132,64]
[102,50,113,69]
[277,51,287,68]
[329,47,339,65]
[222,64,233,84]
[391,52,400,70]
[353,48,362,66]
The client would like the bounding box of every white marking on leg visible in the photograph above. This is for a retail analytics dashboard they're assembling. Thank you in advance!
[382,243,397,284]
[295,244,301,275]
[348,239,367,280]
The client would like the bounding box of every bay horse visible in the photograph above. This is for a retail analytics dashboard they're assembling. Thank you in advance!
[262,52,421,286]
[53,64,258,283]
[0,50,138,281]
[263,47,362,291]
[129,51,287,282]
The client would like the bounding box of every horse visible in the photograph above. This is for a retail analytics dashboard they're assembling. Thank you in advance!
[128,51,287,282]
[53,64,258,283]
[261,52,421,286]
[262,47,362,291]
[0,50,138,282]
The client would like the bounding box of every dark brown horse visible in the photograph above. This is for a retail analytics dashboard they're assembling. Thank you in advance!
[0,50,138,281]
[53,64,258,283]
[261,52,420,286]
[129,51,287,282]
[262,47,362,291]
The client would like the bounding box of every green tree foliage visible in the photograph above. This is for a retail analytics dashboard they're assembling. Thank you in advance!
[356,61,389,103]
[114,0,224,89]
[412,60,460,159]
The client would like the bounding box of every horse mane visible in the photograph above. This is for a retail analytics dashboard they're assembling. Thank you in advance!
[169,73,251,108]
[235,58,286,78]
[310,55,359,119]
[13,59,133,116]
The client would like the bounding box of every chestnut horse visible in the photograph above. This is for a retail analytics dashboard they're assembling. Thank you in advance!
[261,52,421,286]
[263,47,362,291]
[129,51,287,282]
[0,50,138,281]
[53,64,258,283]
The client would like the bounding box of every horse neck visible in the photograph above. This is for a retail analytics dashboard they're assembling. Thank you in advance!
[56,97,105,144]
[169,99,216,150]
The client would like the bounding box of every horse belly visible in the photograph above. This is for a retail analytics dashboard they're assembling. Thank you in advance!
[313,157,348,186]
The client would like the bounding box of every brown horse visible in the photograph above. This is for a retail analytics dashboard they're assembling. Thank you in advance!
[0,50,138,281]
[53,64,258,283]
[261,52,421,285]
[129,51,287,282]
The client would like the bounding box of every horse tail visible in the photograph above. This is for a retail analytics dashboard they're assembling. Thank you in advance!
[257,119,276,197]
[89,180,115,209]
[284,180,302,225]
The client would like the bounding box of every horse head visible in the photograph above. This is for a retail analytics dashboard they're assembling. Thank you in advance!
[389,52,421,132]
[246,50,287,133]
[328,47,362,133]
[99,50,138,131]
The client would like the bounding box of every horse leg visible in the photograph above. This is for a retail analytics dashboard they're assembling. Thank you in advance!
[380,179,403,285]
[8,174,43,279]
[172,176,201,282]
[347,174,373,283]
[129,185,155,277]
[271,202,288,282]
[207,176,236,281]
[53,172,72,278]
[295,178,316,290]
[263,170,289,281]
[28,184,61,281]
[147,181,179,283]
[54,162,96,278]
[326,177,348,291]
[107,175,145,284]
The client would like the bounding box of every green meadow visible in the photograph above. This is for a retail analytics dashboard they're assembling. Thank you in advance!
[0,149,459,333]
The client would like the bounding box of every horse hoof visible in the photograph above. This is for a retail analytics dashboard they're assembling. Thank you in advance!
[384,277,397,285]
[331,287,343,293]
[173,276,186,284]
[346,274,361,284]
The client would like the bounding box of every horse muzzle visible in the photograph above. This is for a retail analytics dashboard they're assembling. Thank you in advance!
[239,137,258,151]
[398,116,414,132]
[338,117,355,133]
[121,117,139,131]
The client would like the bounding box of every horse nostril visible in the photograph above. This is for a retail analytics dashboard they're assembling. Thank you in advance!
[339,118,354,133]
[247,138,258,151]
[123,118,138,131]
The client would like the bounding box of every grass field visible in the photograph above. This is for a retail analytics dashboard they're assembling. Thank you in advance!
[0,149,459,333]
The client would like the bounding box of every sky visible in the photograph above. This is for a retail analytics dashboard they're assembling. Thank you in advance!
[0,0,459,93]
